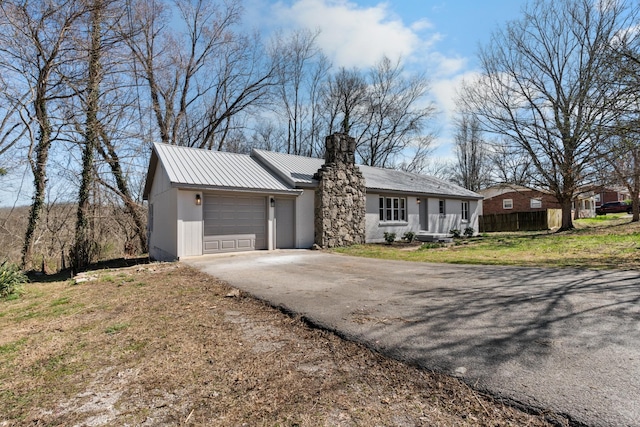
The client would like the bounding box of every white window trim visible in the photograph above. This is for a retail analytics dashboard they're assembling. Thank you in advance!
[439,199,446,217]
[461,201,469,222]
[530,198,542,209]
[379,196,407,224]
[503,199,513,210]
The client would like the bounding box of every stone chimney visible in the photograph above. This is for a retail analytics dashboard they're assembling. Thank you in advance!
[314,133,366,248]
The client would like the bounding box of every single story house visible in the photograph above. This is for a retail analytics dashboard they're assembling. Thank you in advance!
[480,184,596,223]
[143,134,483,261]
[480,185,562,215]
[590,186,631,207]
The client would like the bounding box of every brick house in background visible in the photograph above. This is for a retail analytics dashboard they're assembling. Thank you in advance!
[480,184,596,229]
[480,185,561,215]
[590,186,631,207]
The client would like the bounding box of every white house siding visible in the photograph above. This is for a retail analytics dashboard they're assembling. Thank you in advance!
[295,189,315,248]
[148,164,179,261]
[426,198,481,235]
[365,193,421,243]
[177,190,203,258]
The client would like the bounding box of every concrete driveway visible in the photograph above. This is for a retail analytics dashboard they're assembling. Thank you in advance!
[184,250,640,427]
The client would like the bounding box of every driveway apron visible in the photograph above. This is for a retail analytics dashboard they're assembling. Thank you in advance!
[184,250,640,427]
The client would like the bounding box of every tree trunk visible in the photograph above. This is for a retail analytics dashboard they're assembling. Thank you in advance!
[97,133,148,253]
[22,94,51,269]
[559,198,574,231]
[73,1,102,272]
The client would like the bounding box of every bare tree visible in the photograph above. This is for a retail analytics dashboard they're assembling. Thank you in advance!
[271,29,330,156]
[462,0,637,230]
[599,35,640,222]
[396,135,436,174]
[323,67,367,136]
[72,0,104,271]
[0,0,86,268]
[125,0,277,151]
[451,114,490,191]
[0,79,28,175]
[355,56,436,168]
[488,142,535,187]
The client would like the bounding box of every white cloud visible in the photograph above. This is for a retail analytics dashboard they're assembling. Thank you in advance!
[431,71,479,125]
[269,0,423,68]
[256,0,481,161]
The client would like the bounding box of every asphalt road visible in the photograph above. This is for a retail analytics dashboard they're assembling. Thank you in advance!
[184,250,640,427]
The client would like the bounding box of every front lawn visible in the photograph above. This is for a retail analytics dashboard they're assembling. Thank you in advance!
[335,215,640,270]
[0,263,553,426]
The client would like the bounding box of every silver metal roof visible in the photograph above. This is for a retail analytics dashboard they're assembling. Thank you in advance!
[252,149,323,185]
[358,164,482,199]
[146,143,299,195]
[253,149,482,199]
[144,144,482,200]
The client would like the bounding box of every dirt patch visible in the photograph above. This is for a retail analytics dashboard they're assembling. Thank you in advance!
[0,263,562,426]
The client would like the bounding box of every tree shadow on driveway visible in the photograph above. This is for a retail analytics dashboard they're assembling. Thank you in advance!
[365,266,640,373]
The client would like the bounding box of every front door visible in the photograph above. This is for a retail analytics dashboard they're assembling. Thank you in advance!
[275,198,295,249]
[419,198,428,230]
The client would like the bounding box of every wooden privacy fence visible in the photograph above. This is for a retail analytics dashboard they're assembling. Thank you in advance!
[479,210,561,232]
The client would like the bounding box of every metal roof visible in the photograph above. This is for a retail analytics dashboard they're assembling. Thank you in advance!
[252,149,323,186]
[144,143,300,198]
[144,144,482,200]
[358,164,482,199]
[253,149,482,199]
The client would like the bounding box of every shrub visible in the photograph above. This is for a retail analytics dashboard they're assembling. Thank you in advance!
[0,262,28,299]
[463,227,475,237]
[449,229,461,238]
[402,231,416,243]
[383,232,396,244]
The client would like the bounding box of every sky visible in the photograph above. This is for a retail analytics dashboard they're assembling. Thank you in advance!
[0,0,528,207]
[245,0,526,157]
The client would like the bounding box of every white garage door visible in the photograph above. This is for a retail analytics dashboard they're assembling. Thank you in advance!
[203,194,267,253]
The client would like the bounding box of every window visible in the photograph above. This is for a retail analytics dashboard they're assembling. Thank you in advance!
[461,201,469,221]
[503,199,513,209]
[379,196,406,222]
[530,198,542,209]
[439,200,445,215]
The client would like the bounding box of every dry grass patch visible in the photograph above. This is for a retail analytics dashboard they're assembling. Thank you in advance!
[0,263,559,426]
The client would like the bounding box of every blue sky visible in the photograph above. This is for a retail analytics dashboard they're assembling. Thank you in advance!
[246,0,526,157]
[1,1,528,207]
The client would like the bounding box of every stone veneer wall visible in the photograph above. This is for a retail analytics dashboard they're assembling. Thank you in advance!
[314,133,366,248]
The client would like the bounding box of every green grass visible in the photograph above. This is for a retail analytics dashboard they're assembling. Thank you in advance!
[335,218,640,270]
[0,338,27,355]
[105,323,130,334]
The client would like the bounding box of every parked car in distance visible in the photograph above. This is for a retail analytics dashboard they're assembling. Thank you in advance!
[595,201,631,215]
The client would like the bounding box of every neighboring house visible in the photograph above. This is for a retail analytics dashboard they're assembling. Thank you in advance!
[591,186,631,207]
[480,184,596,223]
[480,185,561,215]
[143,134,483,261]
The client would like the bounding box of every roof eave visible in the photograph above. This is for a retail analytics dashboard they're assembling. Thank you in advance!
[365,187,483,200]
[173,183,303,196]
[142,147,158,201]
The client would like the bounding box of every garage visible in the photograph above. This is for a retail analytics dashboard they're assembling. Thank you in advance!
[203,193,267,253]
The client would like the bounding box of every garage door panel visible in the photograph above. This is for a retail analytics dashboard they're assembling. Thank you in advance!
[203,194,266,253]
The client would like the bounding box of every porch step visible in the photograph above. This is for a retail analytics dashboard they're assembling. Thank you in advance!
[416,233,453,243]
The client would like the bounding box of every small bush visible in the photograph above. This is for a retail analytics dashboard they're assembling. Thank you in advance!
[463,227,475,237]
[449,229,461,238]
[0,262,28,299]
[383,232,396,244]
[402,231,416,243]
